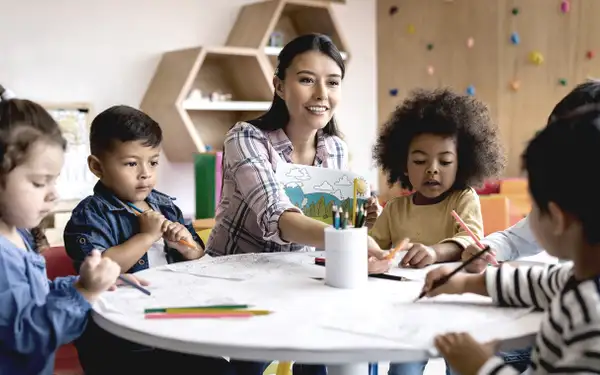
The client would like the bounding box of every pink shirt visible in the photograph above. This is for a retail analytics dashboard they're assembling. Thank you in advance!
[206,121,348,256]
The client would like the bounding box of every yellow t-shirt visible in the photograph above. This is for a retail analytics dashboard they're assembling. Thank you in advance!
[370,188,483,250]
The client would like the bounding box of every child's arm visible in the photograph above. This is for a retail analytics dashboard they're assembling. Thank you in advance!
[0,254,91,357]
[367,202,393,250]
[64,206,157,273]
[437,189,484,262]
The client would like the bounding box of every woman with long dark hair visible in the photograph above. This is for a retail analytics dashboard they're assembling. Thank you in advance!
[206,34,384,375]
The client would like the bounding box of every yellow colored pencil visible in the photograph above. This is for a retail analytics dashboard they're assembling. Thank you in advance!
[164,308,271,316]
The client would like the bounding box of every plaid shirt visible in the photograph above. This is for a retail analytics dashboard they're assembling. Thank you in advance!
[206,121,347,256]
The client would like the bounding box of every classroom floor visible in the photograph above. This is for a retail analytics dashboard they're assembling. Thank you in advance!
[263,359,447,374]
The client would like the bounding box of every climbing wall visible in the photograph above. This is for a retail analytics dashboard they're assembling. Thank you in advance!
[376,0,600,200]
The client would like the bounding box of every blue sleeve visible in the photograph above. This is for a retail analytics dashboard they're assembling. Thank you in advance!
[64,205,116,273]
[480,216,543,260]
[50,275,79,291]
[0,252,91,358]
[173,204,205,250]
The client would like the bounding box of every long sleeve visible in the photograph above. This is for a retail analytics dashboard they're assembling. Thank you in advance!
[224,123,301,244]
[485,263,573,310]
[480,216,543,261]
[477,356,522,375]
[441,188,484,249]
[546,321,600,373]
[0,252,90,358]
[368,199,394,249]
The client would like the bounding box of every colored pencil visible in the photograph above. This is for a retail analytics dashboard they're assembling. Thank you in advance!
[333,207,340,229]
[385,238,410,260]
[414,245,491,302]
[144,304,250,314]
[352,178,358,225]
[118,275,151,296]
[145,312,254,319]
[450,210,485,250]
[163,309,270,315]
[341,211,348,229]
[313,258,410,282]
[126,202,196,249]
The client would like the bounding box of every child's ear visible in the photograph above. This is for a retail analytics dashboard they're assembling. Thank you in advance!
[87,155,103,179]
[547,201,568,236]
[273,77,285,100]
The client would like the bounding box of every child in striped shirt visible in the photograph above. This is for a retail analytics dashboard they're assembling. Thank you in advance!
[423,102,600,374]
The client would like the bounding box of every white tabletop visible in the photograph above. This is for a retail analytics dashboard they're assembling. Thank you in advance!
[92,252,543,365]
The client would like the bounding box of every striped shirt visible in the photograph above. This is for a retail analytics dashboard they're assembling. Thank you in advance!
[206,121,347,256]
[478,263,600,375]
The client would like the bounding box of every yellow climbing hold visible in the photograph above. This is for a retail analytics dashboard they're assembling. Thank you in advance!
[529,51,544,65]
[407,24,416,34]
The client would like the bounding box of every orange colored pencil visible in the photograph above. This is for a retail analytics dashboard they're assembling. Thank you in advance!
[385,237,410,260]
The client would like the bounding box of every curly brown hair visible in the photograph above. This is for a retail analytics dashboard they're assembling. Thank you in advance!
[373,88,506,190]
[0,99,66,252]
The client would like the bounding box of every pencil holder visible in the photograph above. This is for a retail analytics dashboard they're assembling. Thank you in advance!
[324,226,368,289]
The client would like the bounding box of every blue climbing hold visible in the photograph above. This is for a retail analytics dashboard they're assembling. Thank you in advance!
[466,85,476,96]
[389,88,399,96]
[510,32,520,45]
[205,145,213,152]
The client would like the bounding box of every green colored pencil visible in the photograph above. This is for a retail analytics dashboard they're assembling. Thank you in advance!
[144,304,250,314]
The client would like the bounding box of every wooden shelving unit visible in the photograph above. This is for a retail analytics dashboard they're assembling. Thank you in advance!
[227,0,350,69]
[140,0,349,162]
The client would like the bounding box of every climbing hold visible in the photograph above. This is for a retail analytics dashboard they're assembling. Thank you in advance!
[389,88,399,96]
[427,66,435,75]
[407,24,416,34]
[511,7,519,15]
[205,145,213,152]
[558,78,568,86]
[560,0,570,13]
[587,50,595,60]
[510,80,521,91]
[467,37,474,48]
[389,6,398,15]
[529,51,544,65]
[510,32,520,45]
[427,43,434,51]
[466,85,476,96]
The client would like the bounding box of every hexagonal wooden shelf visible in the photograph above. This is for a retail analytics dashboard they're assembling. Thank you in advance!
[140,46,273,162]
[226,0,350,69]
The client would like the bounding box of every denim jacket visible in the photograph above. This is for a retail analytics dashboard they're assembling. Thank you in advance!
[64,181,203,274]
[0,229,90,375]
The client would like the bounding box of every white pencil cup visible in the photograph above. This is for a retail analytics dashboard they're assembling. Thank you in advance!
[324,226,368,289]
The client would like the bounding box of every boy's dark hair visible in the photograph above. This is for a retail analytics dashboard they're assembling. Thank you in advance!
[523,105,600,244]
[0,98,66,253]
[90,105,162,156]
[373,88,506,190]
[548,80,600,122]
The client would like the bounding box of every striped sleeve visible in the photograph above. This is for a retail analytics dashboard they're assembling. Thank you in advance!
[485,263,573,310]
[477,356,522,375]
[224,123,301,245]
[547,321,600,373]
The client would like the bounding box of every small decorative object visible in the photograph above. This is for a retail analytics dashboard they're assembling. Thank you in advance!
[426,43,434,51]
[187,88,203,102]
[268,32,284,47]
[466,85,475,96]
[509,80,521,91]
[560,0,570,13]
[467,37,474,48]
[389,88,399,96]
[510,32,520,45]
[389,6,398,15]
[529,51,544,65]
[511,7,519,15]
[210,92,220,101]
[220,93,233,101]
[587,50,595,60]
[407,24,415,34]
[558,78,568,86]
[427,65,435,75]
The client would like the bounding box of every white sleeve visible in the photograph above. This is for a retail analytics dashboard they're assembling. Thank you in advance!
[480,216,542,261]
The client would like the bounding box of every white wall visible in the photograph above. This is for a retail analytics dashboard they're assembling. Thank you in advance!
[0,0,376,218]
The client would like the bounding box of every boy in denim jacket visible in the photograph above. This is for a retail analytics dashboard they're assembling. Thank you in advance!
[64,105,234,375]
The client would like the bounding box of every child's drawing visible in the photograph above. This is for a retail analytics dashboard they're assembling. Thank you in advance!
[276,164,370,225]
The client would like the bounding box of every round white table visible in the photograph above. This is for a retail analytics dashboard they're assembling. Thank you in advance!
[92,252,543,375]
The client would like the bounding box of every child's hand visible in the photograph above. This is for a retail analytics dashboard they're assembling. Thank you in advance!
[421,265,468,297]
[434,332,497,375]
[363,197,382,229]
[109,273,150,291]
[138,210,167,241]
[366,236,392,274]
[163,221,203,259]
[76,250,121,302]
[400,243,437,268]
[463,244,498,273]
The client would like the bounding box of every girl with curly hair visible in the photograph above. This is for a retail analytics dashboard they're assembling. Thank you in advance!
[371,87,506,375]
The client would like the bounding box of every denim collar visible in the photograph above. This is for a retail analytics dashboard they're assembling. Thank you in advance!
[92,181,175,212]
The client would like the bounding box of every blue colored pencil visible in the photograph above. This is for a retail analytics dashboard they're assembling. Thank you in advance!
[118,275,151,296]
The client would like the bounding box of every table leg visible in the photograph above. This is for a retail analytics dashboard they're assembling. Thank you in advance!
[327,363,369,375]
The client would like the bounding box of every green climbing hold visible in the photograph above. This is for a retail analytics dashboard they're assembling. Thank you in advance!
[511,7,519,15]
[559,78,568,86]
[427,43,434,51]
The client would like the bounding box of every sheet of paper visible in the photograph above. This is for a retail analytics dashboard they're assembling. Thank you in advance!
[320,296,533,349]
